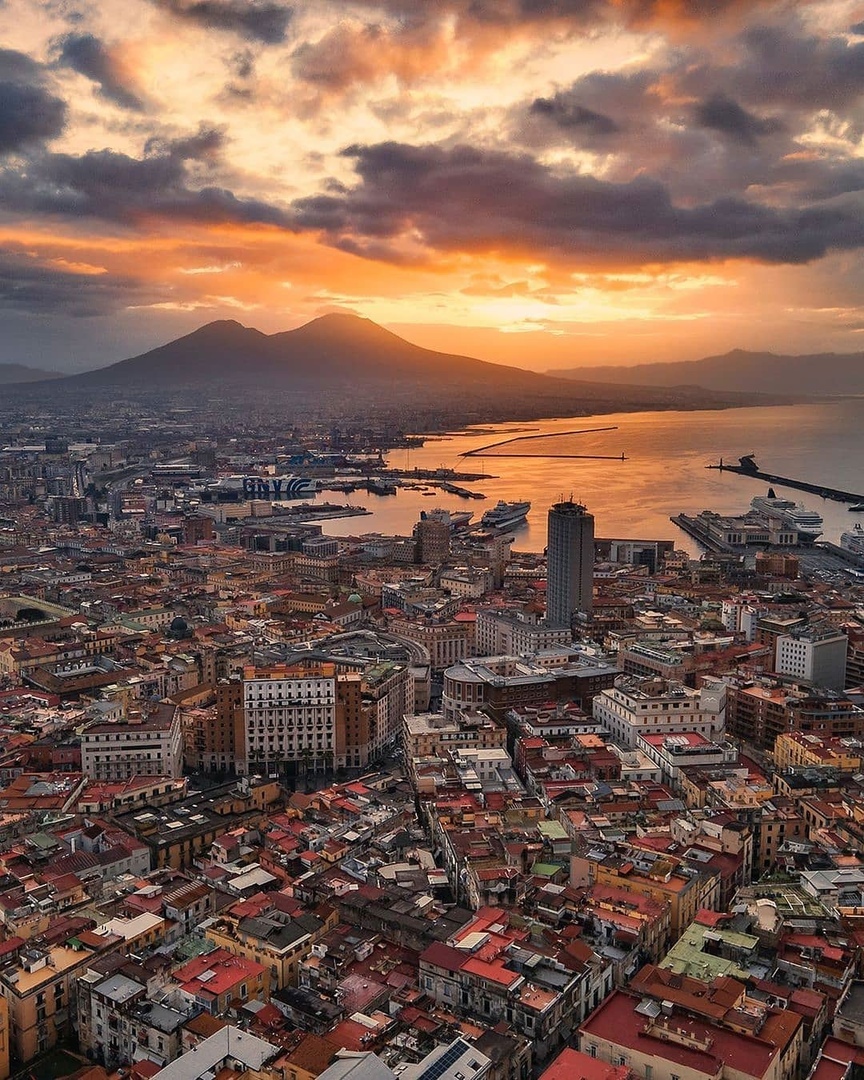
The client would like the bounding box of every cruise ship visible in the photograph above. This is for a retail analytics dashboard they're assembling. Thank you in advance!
[194,475,319,501]
[480,500,531,531]
[841,524,864,555]
[750,488,823,541]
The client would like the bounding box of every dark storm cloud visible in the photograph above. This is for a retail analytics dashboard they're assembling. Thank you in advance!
[0,248,158,316]
[291,141,864,266]
[510,28,860,204]
[692,93,783,144]
[286,0,778,101]
[677,24,864,114]
[330,0,763,30]
[530,93,620,135]
[144,126,225,160]
[54,33,146,111]
[0,81,67,152]
[153,0,294,43]
[0,48,45,81]
[436,0,599,23]
[515,70,658,151]
[0,50,66,154]
[0,134,291,228]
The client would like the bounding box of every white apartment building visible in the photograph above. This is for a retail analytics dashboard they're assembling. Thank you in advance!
[81,703,183,781]
[243,665,337,774]
[721,598,762,641]
[776,625,848,691]
[475,609,572,657]
[439,569,490,599]
[637,731,739,788]
[592,676,726,748]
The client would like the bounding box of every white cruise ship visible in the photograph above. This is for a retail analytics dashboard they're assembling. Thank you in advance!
[481,500,531,531]
[750,488,823,540]
[841,524,864,555]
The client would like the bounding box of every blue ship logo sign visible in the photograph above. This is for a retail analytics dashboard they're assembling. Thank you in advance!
[242,477,286,498]
[240,477,308,499]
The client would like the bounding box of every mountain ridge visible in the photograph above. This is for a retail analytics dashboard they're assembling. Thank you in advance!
[7,315,803,422]
[58,313,563,389]
[552,347,864,396]
[0,363,62,385]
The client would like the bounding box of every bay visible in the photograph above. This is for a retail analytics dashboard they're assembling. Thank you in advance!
[302,399,864,556]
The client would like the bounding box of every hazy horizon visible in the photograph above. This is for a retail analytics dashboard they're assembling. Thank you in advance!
[9,314,862,380]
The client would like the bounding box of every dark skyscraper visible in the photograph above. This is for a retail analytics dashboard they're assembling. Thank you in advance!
[546,501,594,627]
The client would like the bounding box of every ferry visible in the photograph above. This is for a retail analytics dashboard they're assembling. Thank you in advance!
[481,500,531,531]
[749,488,823,540]
[194,475,319,501]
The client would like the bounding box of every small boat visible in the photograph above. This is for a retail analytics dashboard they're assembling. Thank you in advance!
[849,503,864,512]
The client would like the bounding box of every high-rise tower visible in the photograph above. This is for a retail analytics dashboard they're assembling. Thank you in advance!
[546,501,594,627]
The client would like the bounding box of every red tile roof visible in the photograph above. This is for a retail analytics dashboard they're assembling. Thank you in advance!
[540,1049,632,1080]
[580,991,778,1080]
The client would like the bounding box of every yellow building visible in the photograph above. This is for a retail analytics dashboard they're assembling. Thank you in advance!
[0,941,100,1064]
[0,996,10,1080]
[205,904,336,990]
[573,850,710,942]
[774,732,863,773]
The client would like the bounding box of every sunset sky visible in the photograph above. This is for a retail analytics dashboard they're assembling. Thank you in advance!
[3,0,864,372]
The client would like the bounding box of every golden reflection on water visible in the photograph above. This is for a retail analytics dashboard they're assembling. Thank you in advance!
[310,400,859,553]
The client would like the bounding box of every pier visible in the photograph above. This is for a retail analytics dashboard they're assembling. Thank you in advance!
[670,514,736,553]
[460,426,621,458]
[707,455,864,504]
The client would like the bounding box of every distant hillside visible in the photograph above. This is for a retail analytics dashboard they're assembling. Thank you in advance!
[554,348,864,396]
[48,315,790,419]
[0,363,60,385]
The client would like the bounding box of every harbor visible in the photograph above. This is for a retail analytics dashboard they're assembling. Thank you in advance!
[707,455,864,504]
[670,513,735,553]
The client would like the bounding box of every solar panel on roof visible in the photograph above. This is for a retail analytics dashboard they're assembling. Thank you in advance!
[414,1041,468,1080]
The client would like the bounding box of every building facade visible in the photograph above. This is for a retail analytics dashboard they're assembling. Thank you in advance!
[592,677,727,748]
[80,703,183,781]
[776,626,848,690]
[546,501,594,627]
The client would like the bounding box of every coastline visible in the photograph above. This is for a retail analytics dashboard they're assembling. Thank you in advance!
[310,398,861,556]
[409,393,811,447]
